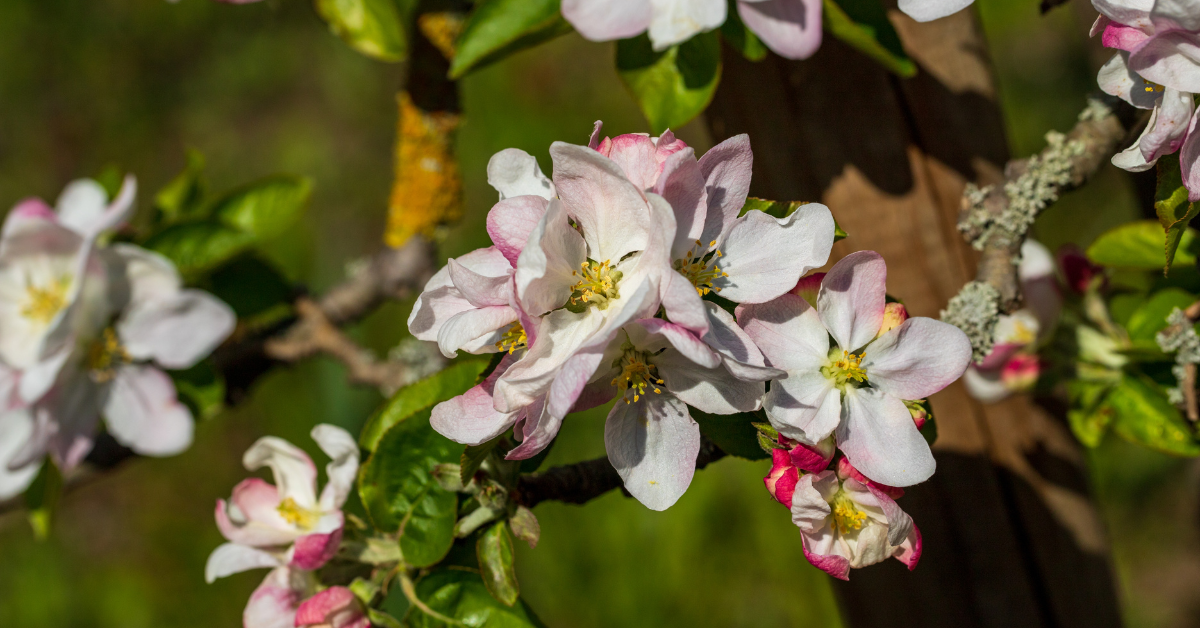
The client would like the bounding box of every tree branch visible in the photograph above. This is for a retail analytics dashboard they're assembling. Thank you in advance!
[942,94,1138,359]
[515,436,728,508]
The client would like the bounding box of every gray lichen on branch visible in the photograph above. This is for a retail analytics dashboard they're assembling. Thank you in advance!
[943,95,1128,361]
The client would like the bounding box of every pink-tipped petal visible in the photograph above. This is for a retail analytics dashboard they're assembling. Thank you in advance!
[655,148,708,260]
[605,133,660,190]
[697,135,753,245]
[432,355,521,446]
[487,196,550,267]
[514,199,587,316]
[244,567,308,628]
[737,0,823,60]
[838,387,935,487]
[737,294,830,371]
[893,523,924,570]
[289,523,343,571]
[1101,22,1151,51]
[818,251,887,353]
[1130,31,1200,94]
[1182,109,1200,202]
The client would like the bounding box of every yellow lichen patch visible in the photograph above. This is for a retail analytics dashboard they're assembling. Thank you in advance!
[830,492,868,536]
[276,497,320,531]
[673,240,728,296]
[495,322,527,354]
[385,92,463,249]
[612,342,663,404]
[417,12,465,61]
[86,328,130,383]
[20,275,71,325]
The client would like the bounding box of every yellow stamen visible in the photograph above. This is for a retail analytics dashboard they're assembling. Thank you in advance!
[611,342,664,404]
[20,275,71,325]
[830,492,868,535]
[569,259,622,311]
[495,322,527,354]
[824,350,868,386]
[85,328,130,383]
[674,241,728,297]
[1143,78,1165,93]
[276,497,321,531]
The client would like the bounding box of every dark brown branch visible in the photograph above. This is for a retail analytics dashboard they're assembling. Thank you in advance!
[515,436,728,509]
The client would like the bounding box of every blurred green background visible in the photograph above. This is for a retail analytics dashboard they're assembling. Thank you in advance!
[0,0,1193,626]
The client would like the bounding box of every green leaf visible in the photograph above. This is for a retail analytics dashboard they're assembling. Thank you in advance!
[1125,287,1196,341]
[367,609,406,628]
[477,522,519,606]
[171,361,226,420]
[209,255,294,319]
[357,408,461,567]
[508,506,540,548]
[144,221,257,278]
[1155,155,1199,274]
[407,569,546,628]
[1109,375,1200,456]
[1066,380,1115,448]
[692,409,767,460]
[1087,220,1199,270]
[823,0,917,78]
[314,0,411,62]
[212,175,311,241]
[616,31,722,135]
[23,461,59,541]
[450,0,571,79]
[739,197,848,240]
[720,0,767,61]
[461,436,502,486]
[154,149,207,224]
[359,359,490,451]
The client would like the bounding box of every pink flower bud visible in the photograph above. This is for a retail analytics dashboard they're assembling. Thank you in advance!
[764,449,800,507]
[904,399,928,430]
[789,436,835,473]
[791,272,826,305]
[294,586,369,628]
[837,457,905,500]
[878,302,909,337]
[1001,354,1040,392]
[1057,244,1102,294]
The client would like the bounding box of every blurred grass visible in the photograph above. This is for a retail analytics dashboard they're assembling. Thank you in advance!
[0,0,1190,626]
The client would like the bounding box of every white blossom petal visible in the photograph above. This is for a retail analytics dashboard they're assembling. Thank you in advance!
[713,203,835,303]
[838,387,934,487]
[104,365,194,457]
[818,251,886,352]
[604,393,699,511]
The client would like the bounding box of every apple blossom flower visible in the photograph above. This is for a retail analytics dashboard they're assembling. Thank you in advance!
[243,567,319,628]
[561,0,823,60]
[897,0,975,23]
[1092,0,1200,199]
[738,251,972,487]
[490,143,677,452]
[789,466,922,580]
[596,319,770,510]
[764,436,836,506]
[14,243,236,475]
[0,177,136,413]
[205,424,359,583]
[964,241,1061,403]
[295,586,369,628]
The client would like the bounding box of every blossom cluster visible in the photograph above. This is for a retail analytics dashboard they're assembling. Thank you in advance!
[0,178,235,499]
[1093,0,1200,200]
[411,123,973,576]
[206,425,367,628]
[562,0,978,60]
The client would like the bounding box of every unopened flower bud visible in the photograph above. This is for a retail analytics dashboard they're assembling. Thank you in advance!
[791,272,825,305]
[878,302,909,337]
[904,399,929,429]
[764,449,800,507]
[789,435,835,473]
[1057,244,1103,294]
[1001,354,1040,392]
[295,586,367,628]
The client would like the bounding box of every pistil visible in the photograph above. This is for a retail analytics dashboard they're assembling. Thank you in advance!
[611,342,663,404]
[674,240,728,297]
[569,260,622,311]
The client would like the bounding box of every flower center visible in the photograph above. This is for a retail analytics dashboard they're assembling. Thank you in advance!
[824,350,868,387]
[495,322,527,354]
[86,328,130,382]
[673,240,728,297]
[276,497,321,531]
[20,275,71,325]
[569,260,622,311]
[1143,78,1164,93]
[830,491,868,535]
[611,342,663,404]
